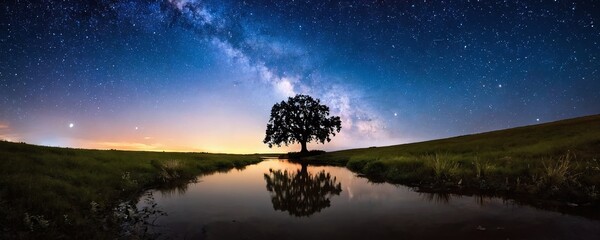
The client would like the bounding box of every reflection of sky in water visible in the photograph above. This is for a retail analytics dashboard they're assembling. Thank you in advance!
[141,159,600,239]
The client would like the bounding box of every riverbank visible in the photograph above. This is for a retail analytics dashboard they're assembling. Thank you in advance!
[0,141,263,239]
[139,158,600,240]
[2,115,599,238]
[304,114,600,212]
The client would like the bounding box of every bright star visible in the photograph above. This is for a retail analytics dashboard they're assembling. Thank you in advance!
[536,118,540,122]
[69,123,74,128]
[394,113,398,117]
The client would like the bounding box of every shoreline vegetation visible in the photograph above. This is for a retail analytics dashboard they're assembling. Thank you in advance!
[0,114,599,238]
[299,114,600,217]
[0,142,262,239]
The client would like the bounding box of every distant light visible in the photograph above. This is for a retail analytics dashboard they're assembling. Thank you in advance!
[394,113,398,117]
[135,126,139,130]
[536,118,540,122]
[69,123,74,128]
[498,84,502,88]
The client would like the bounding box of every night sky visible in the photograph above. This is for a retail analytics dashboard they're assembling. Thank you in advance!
[1,0,599,153]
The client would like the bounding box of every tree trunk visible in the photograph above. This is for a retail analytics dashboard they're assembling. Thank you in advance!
[300,140,308,153]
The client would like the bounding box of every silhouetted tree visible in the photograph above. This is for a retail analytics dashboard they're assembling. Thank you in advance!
[264,165,342,217]
[263,94,342,153]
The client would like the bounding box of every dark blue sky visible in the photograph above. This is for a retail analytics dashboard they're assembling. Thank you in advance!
[1,0,599,152]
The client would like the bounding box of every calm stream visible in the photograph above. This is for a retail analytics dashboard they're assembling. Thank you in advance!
[139,158,600,239]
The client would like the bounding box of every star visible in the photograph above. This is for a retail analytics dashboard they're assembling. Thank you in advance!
[0,0,597,152]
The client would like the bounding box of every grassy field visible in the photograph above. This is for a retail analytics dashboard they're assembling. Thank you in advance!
[307,114,600,208]
[2,114,599,238]
[0,142,262,238]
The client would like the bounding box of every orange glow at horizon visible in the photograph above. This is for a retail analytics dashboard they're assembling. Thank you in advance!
[0,92,408,154]
[62,137,298,154]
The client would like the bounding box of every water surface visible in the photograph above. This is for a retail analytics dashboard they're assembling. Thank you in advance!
[141,159,600,239]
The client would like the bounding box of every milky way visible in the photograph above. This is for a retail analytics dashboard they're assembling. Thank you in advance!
[1,0,599,152]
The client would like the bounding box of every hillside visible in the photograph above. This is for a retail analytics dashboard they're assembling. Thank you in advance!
[321,114,600,163]
[309,114,600,208]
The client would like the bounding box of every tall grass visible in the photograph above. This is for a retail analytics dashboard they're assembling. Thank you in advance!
[157,159,184,183]
[473,157,491,180]
[542,152,576,187]
[424,153,459,180]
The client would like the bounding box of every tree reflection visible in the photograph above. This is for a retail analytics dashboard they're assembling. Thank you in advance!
[264,164,342,217]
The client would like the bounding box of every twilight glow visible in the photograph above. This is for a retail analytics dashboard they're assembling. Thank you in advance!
[1,0,599,153]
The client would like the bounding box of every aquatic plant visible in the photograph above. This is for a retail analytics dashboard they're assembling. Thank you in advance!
[113,192,166,239]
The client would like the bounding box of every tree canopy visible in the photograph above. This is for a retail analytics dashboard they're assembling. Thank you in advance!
[263,94,342,153]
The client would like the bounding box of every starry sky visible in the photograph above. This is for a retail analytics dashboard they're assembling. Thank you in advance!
[1,0,599,153]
